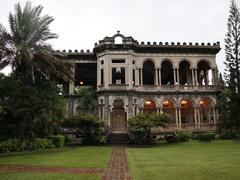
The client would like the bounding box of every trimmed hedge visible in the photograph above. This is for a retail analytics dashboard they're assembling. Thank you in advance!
[48,135,65,147]
[0,138,55,153]
[165,135,180,143]
[196,132,216,142]
[176,131,192,142]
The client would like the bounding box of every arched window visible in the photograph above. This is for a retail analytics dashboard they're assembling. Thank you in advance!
[197,60,211,85]
[114,36,123,44]
[179,61,192,85]
[199,98,214,124]
[143,99,156,113]
[180,99,194,124]
[161,60,174,85]
[162,99,176,123]
[143,60,155,85]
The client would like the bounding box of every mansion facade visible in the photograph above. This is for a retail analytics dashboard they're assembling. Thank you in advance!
[61,32,221,134]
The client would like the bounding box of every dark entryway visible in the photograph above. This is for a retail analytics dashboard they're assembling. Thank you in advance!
[110,99,127,133]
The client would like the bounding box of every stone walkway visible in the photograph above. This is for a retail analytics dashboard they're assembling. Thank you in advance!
[102,146,132,180]
[0,146,132,180]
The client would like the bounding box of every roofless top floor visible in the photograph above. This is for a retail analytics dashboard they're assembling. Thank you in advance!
[59,32,221,93]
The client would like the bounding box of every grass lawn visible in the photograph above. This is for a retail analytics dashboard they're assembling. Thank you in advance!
[127,140,240,180]
[0,146,111,168]
[0,172,100,180]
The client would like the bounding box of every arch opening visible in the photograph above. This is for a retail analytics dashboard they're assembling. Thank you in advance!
[161,60,174,85]
[143,60,155,85]
[179,61,192,85]
[199,98,215,124]
[197,60,211,85]
[114,36,123,44]
[143,99,156,113]
[180,99,194,124]
[111,99,127,133]
[162,99,176,123]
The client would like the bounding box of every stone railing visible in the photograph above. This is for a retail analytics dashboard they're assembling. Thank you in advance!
[98,84,219,92]
[151,123,217,133]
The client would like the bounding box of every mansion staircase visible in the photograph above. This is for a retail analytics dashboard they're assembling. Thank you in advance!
[107,133,130,144]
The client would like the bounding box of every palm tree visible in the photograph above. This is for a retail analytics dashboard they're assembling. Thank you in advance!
[0,1,73,82]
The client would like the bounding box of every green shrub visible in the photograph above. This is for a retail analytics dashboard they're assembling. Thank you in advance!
[129,129,152,145]
[0,138,55,153]
[165,134,180,143]
[0,138,26,153]
[128,113,171,145]
[219,131,240,139]
[27,138,55,150]
[48,135,65,147]
[197,132,216,142]
[176,131,192,142]
[62,113,106,145]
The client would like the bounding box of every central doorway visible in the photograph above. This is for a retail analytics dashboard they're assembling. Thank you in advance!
[111,99,127,133]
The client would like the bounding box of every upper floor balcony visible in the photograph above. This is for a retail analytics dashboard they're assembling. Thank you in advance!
[97,84,220,92]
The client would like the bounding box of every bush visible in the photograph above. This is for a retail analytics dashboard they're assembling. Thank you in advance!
[48,135,65,147]
[129,129,152,145]
[0,138,55,153]
[62,113,106,145]
[176,131,192,142]
[128,113,171,145]
[219,131,240,139]
[0,138,26,153]
[165,134,180,143]
[27,138,55,150]
[196,132,216,142]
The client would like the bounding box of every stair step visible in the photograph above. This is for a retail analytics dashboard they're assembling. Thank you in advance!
[107,133,130,144]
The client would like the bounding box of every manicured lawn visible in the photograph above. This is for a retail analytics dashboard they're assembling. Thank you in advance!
[0,172,100,180]
[0,146,111,168]
[127,140,240,180]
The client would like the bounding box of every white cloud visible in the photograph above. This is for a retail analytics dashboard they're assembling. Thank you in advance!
[1,0,239,74]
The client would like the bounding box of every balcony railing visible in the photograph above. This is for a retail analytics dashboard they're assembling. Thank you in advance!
[98,84,219,92]
[151,123,217,133]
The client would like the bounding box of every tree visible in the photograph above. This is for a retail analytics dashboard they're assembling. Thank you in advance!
[225,0,240,93]
[0,75,67,139]
[62,113,106,144]
[0,1,73,82]
[74,86,95,114]
[0,2,70,139]
[223,0,240,134]
[128,113,171,144]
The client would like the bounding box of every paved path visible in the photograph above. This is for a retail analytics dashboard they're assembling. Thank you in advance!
[102,146,132,180]
[0,146,132,180]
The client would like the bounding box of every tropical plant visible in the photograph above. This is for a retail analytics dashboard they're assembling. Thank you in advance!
[62,113,106,145]
[0,1,73,82]
[74,86,95,113]
[0,75,67,139]
[128,113,171,144]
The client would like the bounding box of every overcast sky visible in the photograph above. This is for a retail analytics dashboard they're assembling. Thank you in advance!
[1,0,239,74]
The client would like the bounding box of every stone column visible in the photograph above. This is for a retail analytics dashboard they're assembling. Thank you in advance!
[175,108,179,129]
[135,68,139,85]
[159,69,162,85]
[139,68,143,85]
[178,108,182,129]
[69,65,75,94]
[197,108,200,129]
[213,108,216,124]
[176,69,179,84]
[195,69,199,85]
[173,69,176,85]
[194,108,198,128]
[155,68,158,85]
[192,69,195,85]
